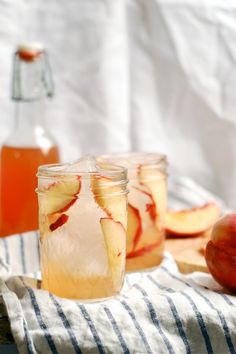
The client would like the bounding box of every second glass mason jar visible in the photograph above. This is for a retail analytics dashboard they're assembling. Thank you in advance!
[37,157,128,300]
[97,153,168,271]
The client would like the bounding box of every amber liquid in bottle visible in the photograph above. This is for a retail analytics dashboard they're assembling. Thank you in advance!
[0,146,59,236]
[0,43,60,236]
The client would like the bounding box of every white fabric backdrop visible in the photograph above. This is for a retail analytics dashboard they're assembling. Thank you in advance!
[1,0,236,207]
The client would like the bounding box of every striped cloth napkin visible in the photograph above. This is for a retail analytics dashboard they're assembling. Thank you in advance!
[0,231,236,354]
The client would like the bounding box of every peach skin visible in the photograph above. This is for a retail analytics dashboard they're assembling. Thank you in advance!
[205,213,236,292]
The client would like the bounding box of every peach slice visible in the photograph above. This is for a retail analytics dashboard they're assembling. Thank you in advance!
[126,203,142,253]
[165,203,220,237]
[146,203,157,222]
[49,214,69,231]
[91,176,127,228]
[39,211,69,238]
[131,186,157,222]
[40,176,81,215]
[100,218,126,282]
[126,226,163,258]
[138,166,167,223]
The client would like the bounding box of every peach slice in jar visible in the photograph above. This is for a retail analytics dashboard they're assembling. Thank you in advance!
[125,164,167,267]
[39,175,81,215]
[38,175,81,236]
[129,185,156,223]
[100,218,126,288]
[91,175,127,229]
[126,203,142,253]
[49,214,69,232]
[126,185,157,253]
[138,165,167,225]
[126,225,164,259]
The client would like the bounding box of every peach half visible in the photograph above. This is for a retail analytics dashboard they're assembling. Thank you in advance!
[165,203,220,237]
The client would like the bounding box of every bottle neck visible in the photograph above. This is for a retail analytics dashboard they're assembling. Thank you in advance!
[14,100,46,133]
[12,49,54,101]
[4,46,56,148]
[4,99,57,149]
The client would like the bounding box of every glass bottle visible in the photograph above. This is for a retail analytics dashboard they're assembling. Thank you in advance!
[0,42,60,237]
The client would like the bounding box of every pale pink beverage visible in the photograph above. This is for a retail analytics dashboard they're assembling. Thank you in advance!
[37,156,128,300]
[97,153,168,271]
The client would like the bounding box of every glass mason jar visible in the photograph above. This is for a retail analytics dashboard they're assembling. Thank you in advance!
[97,153,168,271]
[36,157,128,300]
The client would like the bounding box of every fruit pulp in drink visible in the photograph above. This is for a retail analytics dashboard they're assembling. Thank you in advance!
[0,145,59,237]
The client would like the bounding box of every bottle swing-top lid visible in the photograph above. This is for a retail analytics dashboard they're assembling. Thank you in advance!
[17,42,44,62]
[12,41,54,101]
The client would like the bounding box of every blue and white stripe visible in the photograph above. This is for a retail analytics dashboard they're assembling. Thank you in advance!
[0,232,236,354]
[0,231,40,276]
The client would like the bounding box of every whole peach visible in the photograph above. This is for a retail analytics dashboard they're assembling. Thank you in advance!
[205,213,236,292]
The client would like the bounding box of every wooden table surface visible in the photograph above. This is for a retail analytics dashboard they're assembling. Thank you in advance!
[165,232,209,273]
